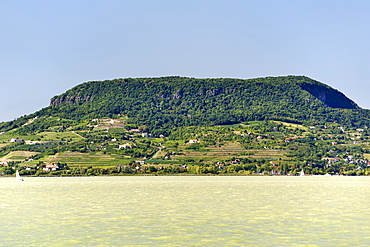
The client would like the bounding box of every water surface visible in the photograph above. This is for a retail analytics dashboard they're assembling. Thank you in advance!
[0,176,369,246]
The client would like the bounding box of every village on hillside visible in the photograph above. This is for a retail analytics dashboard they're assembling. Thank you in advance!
[0,117,370,176]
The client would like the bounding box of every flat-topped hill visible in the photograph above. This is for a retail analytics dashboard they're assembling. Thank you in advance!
[1,75,369,134]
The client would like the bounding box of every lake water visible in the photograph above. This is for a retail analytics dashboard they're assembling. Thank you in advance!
[1,176,370,246]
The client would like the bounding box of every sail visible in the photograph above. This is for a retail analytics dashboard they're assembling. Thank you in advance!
[16,170,24,181]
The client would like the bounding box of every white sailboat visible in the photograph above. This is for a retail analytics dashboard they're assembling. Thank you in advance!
[16,170,24,181]
[300,169,305,176]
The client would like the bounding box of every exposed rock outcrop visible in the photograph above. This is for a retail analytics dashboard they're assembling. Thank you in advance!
[50,93,94,106]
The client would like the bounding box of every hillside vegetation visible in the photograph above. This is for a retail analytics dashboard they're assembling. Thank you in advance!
[1,76,370,176]
[1,76,368,135]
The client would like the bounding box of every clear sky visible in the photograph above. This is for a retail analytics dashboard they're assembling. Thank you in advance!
[1,0,370,122]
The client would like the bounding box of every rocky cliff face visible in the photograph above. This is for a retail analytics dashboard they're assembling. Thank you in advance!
[50,93,94,106]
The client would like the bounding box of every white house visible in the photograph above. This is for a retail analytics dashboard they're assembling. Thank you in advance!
[119,143,132,149]
[10,138,24,143]
[44,164,59,171]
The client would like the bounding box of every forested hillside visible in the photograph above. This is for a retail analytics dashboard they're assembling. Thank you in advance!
[1,76,370,177]
[1,76,369,134]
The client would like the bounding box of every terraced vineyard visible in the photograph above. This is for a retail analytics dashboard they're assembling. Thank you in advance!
[0,143,10,148]
[171,142,286,162]
[42,151,134,167]
[0,118,369,176]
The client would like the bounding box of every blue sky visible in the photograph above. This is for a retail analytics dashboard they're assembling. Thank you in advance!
[1,0,370,122]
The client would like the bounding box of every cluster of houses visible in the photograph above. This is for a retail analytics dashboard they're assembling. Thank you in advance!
[326,156,370,167]
[0,162,60,171]
[9,139,48,145]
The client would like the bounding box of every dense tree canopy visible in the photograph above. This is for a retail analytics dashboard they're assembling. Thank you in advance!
[1,76,369,133]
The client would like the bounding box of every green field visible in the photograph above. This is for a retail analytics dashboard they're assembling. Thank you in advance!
[170,142,286,163]
[0,151,39,162]
[0,131,83,143]
[1,119,369,176]
[40,151,135,167]
[0,143,11,148]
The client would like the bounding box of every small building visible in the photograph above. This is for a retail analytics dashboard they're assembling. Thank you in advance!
[229,159,240,165]
[269,161,279,166]
[27,141,42,145]
[10,138,24,143]
[0,161,8,166]
[44,164,59,171]
[119,143,132,149]
[328,157,341,163]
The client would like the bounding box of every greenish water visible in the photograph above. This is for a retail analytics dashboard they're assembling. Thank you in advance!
[1,176,370,246]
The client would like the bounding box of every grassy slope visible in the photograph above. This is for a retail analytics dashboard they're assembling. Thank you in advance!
[0,120,368,169]
[0,151,39,162]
